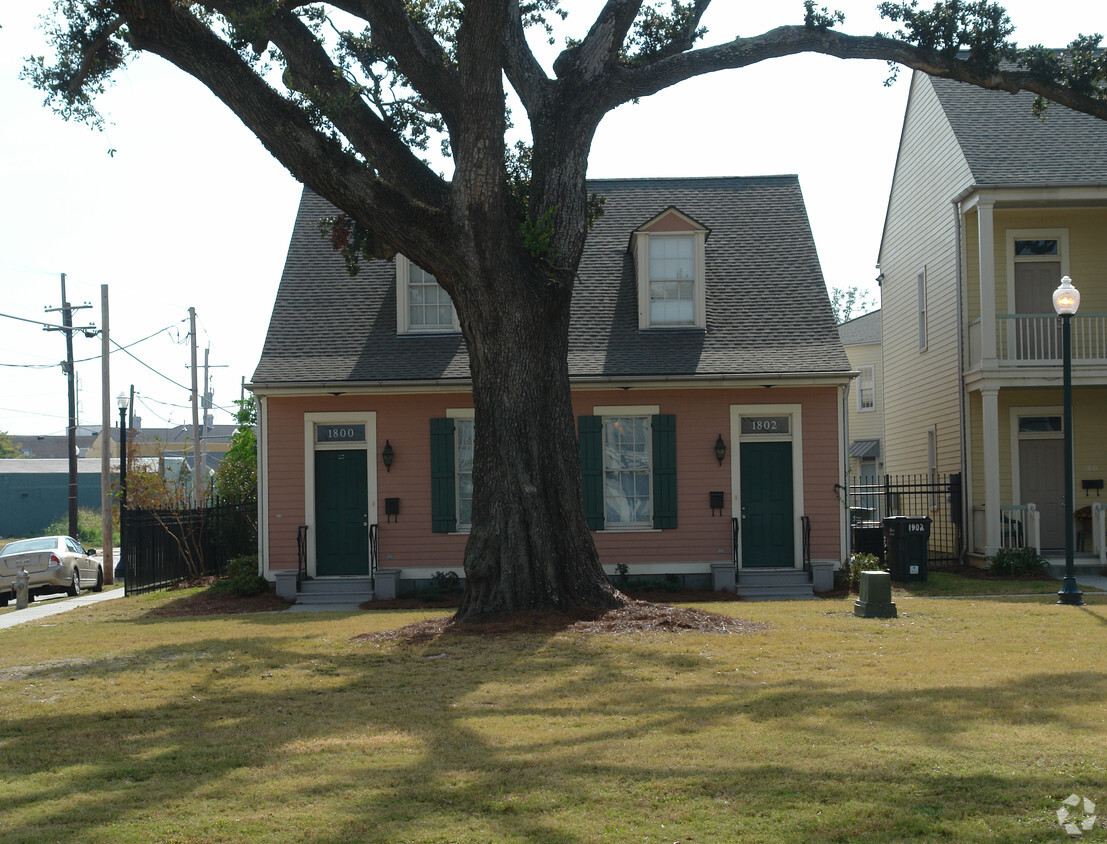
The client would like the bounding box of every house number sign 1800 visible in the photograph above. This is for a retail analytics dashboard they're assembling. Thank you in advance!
[740,416,790,435]
[316,424,366,443]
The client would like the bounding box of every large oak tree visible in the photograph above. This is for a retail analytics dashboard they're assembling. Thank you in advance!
[27,1,1106,622]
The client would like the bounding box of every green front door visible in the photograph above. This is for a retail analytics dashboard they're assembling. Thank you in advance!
[740,441,794,567]
[315,449,369,576]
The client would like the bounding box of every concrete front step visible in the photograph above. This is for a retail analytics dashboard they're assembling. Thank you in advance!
[295,577,374,606]
[737,568,815,601]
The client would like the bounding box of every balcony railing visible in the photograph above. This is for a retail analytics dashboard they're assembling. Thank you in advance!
[995,313,1107,365]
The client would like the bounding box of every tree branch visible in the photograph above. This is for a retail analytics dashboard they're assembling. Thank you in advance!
[117,0,450,257]
[257,7,448,207]
[502,0,551,116]
[554,0,641,80]
[325,0,463,129]
[609,26,1107,122]
[63,15,127,96]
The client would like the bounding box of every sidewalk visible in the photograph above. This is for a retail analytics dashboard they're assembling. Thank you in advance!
[0,587,125,630]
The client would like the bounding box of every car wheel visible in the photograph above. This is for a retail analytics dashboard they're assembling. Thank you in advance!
[92,567,104,593]
[67,568,81,597]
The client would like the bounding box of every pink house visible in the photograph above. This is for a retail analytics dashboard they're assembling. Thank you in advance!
[251,176,852,601]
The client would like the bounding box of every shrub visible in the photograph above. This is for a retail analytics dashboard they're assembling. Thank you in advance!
[43,508,118,548]
[989,546,1047,577]
[844,552,884,592]
[210,554,268,597]
[412,570,463,602]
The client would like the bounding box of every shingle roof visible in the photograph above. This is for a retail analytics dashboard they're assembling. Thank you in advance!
[252,176,849,386]
[929,74,1107,185]
[838,309,881,346]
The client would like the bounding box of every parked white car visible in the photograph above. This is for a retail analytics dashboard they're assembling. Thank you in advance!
[0,536,104,606]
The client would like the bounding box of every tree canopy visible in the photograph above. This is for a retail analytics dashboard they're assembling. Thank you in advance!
[24,1,1107,622]
[0,431,26,459]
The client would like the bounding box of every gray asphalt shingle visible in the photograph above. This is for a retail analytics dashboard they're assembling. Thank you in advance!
[930,75,1107,185]
[252,176,849,386]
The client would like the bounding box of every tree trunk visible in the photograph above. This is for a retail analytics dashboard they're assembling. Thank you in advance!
[452,249,624,623]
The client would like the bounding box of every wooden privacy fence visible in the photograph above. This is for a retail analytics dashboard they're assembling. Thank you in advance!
[124,498,258,595]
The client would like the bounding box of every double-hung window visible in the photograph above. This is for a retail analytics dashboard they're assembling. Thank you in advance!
[632,208,708,331]
[602,416,653,526]
[430,411,474,532]
[578,408,677,530]
[397,255,458,334]
[648,236,695,326]
[858,365,875,411]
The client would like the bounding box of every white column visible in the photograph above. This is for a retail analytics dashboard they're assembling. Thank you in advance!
[982,388,1001,555]
[977,202,997,367]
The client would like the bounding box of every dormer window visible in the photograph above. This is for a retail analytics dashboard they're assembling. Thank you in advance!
[631,208,708,331]
[396,255,459,334]
[649,235,695,325]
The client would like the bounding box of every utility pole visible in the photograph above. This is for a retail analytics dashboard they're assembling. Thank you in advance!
[197,346,228,498]
[189,307,201,505]
[44,274,94,539]
[99,284,113,583]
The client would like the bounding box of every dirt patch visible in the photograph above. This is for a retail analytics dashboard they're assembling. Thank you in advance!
[146,577,294,617]
[354,598,767,644]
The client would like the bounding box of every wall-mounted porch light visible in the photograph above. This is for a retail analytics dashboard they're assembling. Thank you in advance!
[714,434,726,465]
[381,440,394,472]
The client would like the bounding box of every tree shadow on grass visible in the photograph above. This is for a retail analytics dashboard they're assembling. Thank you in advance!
[2,609,1105,841]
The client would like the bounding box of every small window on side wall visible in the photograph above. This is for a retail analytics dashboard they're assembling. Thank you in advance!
[858,365,875,411]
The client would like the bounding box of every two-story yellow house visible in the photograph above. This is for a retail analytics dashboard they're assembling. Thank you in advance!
[839,309,884,494]
[878,67,1107,569]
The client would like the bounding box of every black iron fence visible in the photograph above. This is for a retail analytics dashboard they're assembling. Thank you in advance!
[124,498,258,595]
[849,473,962,566]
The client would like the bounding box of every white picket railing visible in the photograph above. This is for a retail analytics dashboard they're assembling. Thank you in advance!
[996,313,1107,364]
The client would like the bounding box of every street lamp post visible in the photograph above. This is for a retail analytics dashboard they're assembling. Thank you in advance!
[117,391,130,580]
[1052,276,1083,606]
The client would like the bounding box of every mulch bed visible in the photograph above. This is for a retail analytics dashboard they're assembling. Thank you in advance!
[354,598,768,644]
[146,577,294,617]
[147,580,763,637]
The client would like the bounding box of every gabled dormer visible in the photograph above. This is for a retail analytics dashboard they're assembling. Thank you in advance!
[395,254,460,335]
[629,206,709,331]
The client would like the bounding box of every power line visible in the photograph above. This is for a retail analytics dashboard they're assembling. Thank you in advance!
[74,319,187,363]
[109,336,192,393]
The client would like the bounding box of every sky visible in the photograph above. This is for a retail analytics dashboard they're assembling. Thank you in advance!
[0,1,1102,439]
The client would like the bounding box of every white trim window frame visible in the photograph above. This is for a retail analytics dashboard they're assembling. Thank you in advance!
[396,254,460,334]
[857,364,875,412]
[595,404,659,531]
[634,231,707,330]
[1004,228,1071,311]
[447,408,475,532]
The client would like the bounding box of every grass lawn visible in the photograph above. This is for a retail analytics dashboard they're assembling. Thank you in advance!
[894,570,1078,598]
[1,589,1106,842]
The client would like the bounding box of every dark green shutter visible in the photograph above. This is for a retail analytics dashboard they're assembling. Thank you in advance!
[578,415,604,530]
[430,417,456,533]
[652,413,677,529]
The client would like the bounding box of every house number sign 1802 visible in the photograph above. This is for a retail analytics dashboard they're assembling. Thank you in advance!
[740,416,790,435]
[316,424,366,443]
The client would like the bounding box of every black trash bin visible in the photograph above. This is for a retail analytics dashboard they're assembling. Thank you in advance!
[882,516,931,582]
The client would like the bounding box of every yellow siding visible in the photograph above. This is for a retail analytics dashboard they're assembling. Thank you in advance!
[879,72,973,477]
[966,387,1107,509]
